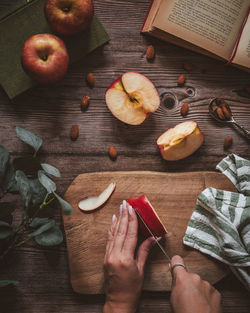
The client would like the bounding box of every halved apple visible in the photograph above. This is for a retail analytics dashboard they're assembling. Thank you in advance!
[127,195,167,238]
[105,72,160,125]
[157,121,204,161]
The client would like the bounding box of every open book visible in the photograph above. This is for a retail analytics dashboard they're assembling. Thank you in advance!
[142,0,250,72]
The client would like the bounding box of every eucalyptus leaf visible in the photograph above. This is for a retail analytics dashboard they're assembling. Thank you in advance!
[0,280,19,287]
[28,219,55,238]
[41,163,61,178]
[29,178,47,206]
[38,171,56,194]
[0,144,9,179]
[0,221,13,239]
[15,170,32,207]
[30,217,50,228]
[16,126,43,153]
[53,192,73,215]
[0,202,15,218]
[2,164,18,193]
[35,225,63,246]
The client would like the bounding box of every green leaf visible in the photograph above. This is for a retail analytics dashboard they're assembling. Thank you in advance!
[2,164,18,193]
[35,225,63,246]
[0,144,9,178]
[29,178,47,206]
[0,280,19,287]
[41,163,61,178]
[53,192,73,215]
[16,126,43,153]
[0,221,13,239]
[15,170,32,207]
[28,219,55,238]
[30,217,50,228]
[38,171,56,194]
[0,202,15,218]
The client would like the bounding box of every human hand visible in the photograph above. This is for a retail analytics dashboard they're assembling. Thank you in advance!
[170,255,222,313]
[103,200,156,313]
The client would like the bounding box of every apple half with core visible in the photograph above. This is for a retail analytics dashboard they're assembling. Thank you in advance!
[157,121,204,161]
[21,33,69,84]
[128,195,167,238]
[45,0,94,36]
[105,72,160,125]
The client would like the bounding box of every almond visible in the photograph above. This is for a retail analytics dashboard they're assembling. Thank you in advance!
[108,145,117,160]
[86,72,95,87]
[70,125,79,141]
[183,63,193,72]
[146,45,155,60]
[216,107,225,120]
[180,103,189,117]
[177,74,186,86]
[221,103,231,120]
[81,96,90,110]
[224,136,232,149]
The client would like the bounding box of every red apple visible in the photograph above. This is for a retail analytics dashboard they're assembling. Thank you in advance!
[105,72,160,125]
[21,33,69,84]
[157,121,204,161]
[45,0,94,36]
[128,195,167,238]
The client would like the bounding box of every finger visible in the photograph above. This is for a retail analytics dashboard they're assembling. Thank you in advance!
[105,214,117,260]
[122,205,138,256]
[171,255,187,285]
[136,236,156,273]
[113,200,129,252]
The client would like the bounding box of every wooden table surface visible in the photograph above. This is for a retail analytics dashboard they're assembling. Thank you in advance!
[0,0,250,312]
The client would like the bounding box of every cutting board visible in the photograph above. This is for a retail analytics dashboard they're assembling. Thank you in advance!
[63,171,237,294]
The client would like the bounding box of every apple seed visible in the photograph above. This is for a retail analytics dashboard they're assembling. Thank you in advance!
[81,96,90,110]
[70,125,79,141]
[177,74,185,86]
[86,72,95,87]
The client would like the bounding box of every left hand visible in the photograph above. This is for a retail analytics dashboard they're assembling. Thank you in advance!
[103,200,155,313]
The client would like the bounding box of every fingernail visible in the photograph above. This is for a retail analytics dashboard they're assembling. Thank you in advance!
[122,200,127,210]
[112,214,117,223]
[120,204,123,215]
[128,205,133,215]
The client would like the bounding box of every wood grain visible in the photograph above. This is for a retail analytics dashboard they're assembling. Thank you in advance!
[0,0,250,311]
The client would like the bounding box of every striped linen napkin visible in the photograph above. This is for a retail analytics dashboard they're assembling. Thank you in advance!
[183,154,250,290]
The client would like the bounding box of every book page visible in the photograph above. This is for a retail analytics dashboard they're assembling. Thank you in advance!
[232,14,250,68]
[153,0,250,59]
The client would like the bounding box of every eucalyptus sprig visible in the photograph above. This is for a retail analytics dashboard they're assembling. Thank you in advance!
[0,126,73,286]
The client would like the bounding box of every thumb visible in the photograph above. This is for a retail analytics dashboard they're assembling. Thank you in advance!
[171,255,187,286]
[136,236,156,273]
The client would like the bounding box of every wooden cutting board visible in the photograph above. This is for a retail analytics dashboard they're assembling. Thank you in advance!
[63,171,237,294]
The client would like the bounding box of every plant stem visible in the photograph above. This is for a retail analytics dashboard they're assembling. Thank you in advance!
[15,237,32,247]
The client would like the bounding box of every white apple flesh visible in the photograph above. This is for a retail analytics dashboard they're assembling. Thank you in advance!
[157,121,204,161]
[21,33,69,84]
[45,0,94,36]
[105,72,160,125]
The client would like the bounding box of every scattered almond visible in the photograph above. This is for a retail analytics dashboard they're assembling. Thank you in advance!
[224,136,232,149]
[180,103,189,117]
[183,63,193,72]
[216,107,225,120]
[146,45,155,60]
[221,103,231,120]
[108,145,117,160]
[81,96,90,110]
[70,125,79,141]
[86,72,95,87]
[177,74,186,86]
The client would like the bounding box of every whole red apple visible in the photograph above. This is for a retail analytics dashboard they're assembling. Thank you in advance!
[21,33,69,84]
[45,0,94,36]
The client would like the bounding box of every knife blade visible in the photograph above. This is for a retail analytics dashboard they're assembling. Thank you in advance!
[134,208,171,265]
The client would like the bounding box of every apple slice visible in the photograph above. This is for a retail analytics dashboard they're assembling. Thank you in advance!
[157,121,204,161]
[105,72,160,125]
[128,195,167,238]
[78,183,116,212]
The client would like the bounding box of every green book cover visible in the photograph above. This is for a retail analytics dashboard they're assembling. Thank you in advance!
[0,0,110,99]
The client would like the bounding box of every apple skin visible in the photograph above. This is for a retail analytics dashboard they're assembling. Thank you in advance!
[105,72,160,125]
[45,0,94,36]
[157,121,204,161]
[128,195,167,238]
[21,33,69,84]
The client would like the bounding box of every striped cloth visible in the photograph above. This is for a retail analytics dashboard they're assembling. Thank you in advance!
[183,154,250,290]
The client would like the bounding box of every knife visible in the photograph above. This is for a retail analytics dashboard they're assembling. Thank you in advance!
[134,208,171,267]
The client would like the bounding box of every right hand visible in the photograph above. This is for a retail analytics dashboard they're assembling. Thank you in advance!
[170,255,222,313]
